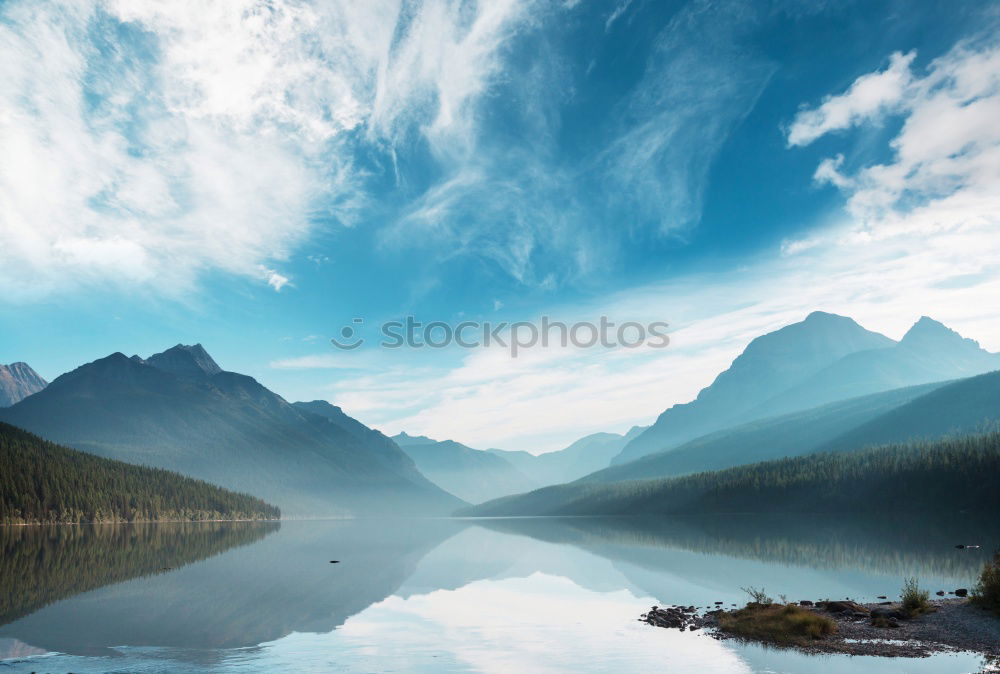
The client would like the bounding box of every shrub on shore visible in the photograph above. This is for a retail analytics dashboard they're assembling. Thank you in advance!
[971,552,1000,615]
[901,577,932,617]
[740,586,773,606]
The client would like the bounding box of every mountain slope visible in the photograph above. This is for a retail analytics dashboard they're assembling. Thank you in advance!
[0,346,462,517]
[489,427,646,485]
[614,312,894,464]
[820,369,1000,453]
[0,422,279,524]
[584,380,947,484]
[392,433,536,503]
[464,433,1000,517]
[0,362,47,407]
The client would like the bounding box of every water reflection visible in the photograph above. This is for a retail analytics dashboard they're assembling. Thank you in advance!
[0,521,278,628]
[0,519,459,657]
[481,513,1000,575]
[0,514,995,673]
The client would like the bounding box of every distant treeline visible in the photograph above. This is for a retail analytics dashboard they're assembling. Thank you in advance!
[0,423,280,524]
[468,432,1000,516]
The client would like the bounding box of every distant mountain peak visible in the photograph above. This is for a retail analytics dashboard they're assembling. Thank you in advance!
[0,361,48,407]
[804,310,845,322]
[899,317,982,352]
[145,343,223,378]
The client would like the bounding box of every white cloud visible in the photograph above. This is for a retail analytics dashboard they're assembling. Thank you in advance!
[0,0,540,300]
[262,268,291,292]
[787,50,916,147]
[605,0,634,31]
[787,36,1000,236]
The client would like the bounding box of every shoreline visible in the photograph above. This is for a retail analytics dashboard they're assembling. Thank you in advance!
[0,518,281,527]
[643,598,1000,658]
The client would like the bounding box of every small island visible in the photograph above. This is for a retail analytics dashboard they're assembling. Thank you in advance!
[0,422,280,524]
[641,557,1000,658]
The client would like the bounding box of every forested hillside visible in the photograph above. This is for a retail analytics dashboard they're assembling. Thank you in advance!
[465,433,1000,517]
[0,346,461,517]
[0,423,280,524]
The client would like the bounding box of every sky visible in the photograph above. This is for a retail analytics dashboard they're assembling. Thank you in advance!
[2,0,999,452]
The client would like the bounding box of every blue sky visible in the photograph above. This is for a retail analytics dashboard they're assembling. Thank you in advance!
[2,0,999,451]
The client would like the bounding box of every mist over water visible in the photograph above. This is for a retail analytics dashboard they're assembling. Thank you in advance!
[0,515,994,673]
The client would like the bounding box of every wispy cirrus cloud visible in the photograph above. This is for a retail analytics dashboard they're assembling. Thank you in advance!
[0,0,796,301]
[0,0,540,300]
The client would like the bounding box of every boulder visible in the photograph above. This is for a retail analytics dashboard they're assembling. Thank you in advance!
[871,607,904,620]
[822,600,869,614]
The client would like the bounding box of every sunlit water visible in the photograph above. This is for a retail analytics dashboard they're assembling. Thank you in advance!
[0,515,995,673]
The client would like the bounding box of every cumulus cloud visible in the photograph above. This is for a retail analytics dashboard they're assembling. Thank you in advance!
[786,50,916,147]
[788,36,1000,231]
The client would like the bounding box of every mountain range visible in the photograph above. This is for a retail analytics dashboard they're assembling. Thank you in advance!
[392,433,536,503]
[390,427,646,503]
[614,313,1000,464]
[0,362,46,407]
[0,345,461,517]
[487,427,646,484]
[2,311,996,521]
[463,368,1000,516]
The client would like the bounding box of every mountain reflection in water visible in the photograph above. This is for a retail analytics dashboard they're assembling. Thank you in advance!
[0,514,995,672]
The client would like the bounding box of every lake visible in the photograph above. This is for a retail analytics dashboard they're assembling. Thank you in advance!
[0,515,995,673]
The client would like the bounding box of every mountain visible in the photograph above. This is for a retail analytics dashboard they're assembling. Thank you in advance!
[584,381,948,484]
[463,433,1000,517]
[0,362,47,407]
[614,312,894,464]
[0,346,463,517]
[392,433,536,503]
[615,313,999,464]
[489,426,646,485]
[1,422,279,524]
[746,317,1000,419]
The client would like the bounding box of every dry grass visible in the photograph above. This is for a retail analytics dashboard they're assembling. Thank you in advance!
[901,577,932,617]
[717,602,837,645]
[971,552,1000,615]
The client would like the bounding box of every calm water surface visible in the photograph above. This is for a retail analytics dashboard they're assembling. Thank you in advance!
[0,515,995,673]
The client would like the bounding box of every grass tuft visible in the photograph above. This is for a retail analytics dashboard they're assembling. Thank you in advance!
[971,552,1000,615]
[901,577,932,617]
[717,602,836,645]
